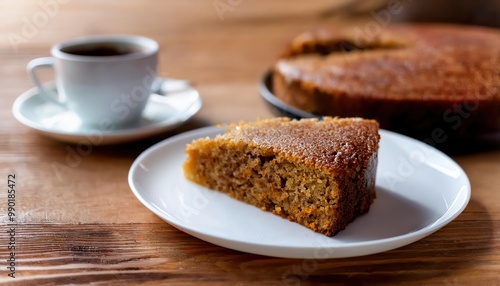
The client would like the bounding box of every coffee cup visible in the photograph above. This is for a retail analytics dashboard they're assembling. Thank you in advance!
[27,35,159,127]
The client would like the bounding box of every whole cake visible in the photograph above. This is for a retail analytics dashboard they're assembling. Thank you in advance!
[183,117,380,236]
[273,24,500,150]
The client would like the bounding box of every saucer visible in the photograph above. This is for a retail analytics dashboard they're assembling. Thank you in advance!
[12,80,202,145]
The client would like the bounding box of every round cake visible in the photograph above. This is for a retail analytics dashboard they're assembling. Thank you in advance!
[273,24,500,151]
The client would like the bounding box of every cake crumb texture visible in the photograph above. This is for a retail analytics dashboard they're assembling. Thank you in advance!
[183,117,380,236]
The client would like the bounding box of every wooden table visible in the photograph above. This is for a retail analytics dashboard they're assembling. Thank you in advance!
[1,1,499,285]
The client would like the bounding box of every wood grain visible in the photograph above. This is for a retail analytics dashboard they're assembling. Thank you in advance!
[0,0,499,284]
[0,221,498,285]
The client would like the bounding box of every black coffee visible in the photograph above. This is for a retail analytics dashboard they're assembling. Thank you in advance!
[61,42,144,56]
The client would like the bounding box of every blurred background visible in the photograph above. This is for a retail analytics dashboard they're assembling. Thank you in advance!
[323,0,499,27]
[1,0,498,124]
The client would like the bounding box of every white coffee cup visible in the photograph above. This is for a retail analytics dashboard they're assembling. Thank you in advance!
[27,35,159,127]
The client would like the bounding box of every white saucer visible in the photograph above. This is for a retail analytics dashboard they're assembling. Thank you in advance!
[128,126,471,259]
[12,81,202,145]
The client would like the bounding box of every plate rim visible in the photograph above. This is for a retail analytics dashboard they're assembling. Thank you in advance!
[128,125,471,258]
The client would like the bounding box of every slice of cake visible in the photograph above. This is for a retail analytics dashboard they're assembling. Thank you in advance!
[183,117,380,236]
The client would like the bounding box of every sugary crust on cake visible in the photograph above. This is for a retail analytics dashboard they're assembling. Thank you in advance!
[224,117,379,174]
[273,24,500,144]
[276,24,499,101]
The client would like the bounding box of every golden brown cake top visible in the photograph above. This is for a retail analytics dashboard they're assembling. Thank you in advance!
[220,117,379,173]
[276,24,500,101]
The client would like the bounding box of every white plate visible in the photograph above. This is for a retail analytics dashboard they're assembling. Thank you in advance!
[12,81,202,145]
[128,126,470,259]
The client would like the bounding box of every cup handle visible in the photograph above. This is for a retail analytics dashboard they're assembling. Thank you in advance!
[27,57,65,106]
